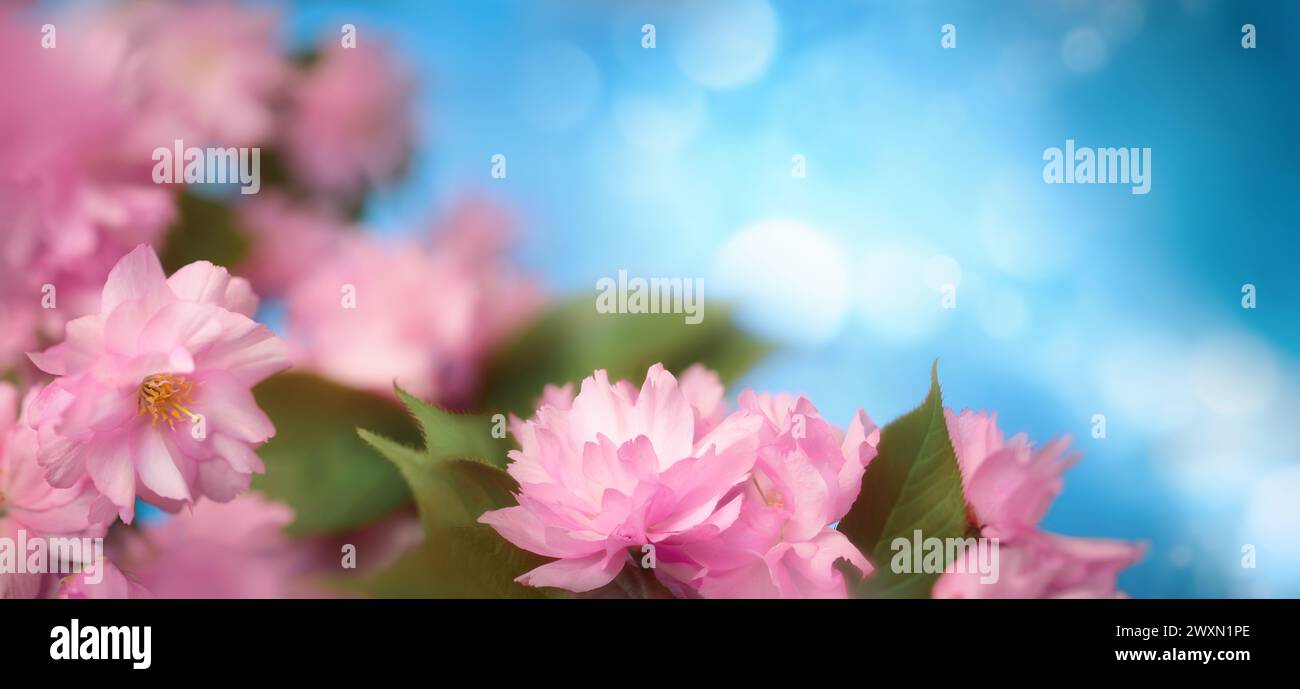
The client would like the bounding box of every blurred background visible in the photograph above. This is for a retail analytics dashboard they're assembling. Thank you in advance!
[38,0,1300,598]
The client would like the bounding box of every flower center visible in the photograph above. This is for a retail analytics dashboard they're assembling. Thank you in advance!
[751,474,784,509]
[138,373,200,429]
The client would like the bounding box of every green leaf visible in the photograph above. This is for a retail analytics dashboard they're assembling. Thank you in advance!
[480,298,771,417]
[251,373,417,535]
[359,384,513,531]
[581,561,677,599]
[332,525,556,599]
[160,191,250,273]
[393,385,508,470]
[357,428,514,533]
[837,361,971,598]
[353,387,549,598]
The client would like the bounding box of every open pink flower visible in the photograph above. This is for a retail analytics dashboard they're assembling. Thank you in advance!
[659,392,879,598]
[285,197,538,404]
[936,409,1143,598]
[27,245,290,524]
[284,39,415,196]
[480,364,763,593]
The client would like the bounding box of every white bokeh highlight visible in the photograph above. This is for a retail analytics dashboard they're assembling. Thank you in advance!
[516,42,601,130]
[1188,332,1280,418]
[1060,26,1108,74]
[712,219,850,346]
[672,0,778,89]
[613,85,708,154]
[856,240,945,343]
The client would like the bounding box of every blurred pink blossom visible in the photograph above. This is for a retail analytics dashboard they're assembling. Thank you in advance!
[0,383,105,537]
[0,13,175,371]
[58,558,151,599]
[0,520,55,599]
[87,0,290,147]
[0,383,107,599]
[933,531,1144,599]
[284,39,416,196]
[236,193,353,297]
[285,197,539,403]
[113,493,317,598]
[28,246,290,524]
[480,364,763,592]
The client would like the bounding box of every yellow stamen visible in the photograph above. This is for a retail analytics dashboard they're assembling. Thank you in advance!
[138,373,200,430]
[751,474,784,509]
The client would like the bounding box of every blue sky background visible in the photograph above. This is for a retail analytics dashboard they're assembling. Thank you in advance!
[253,0,1300,597]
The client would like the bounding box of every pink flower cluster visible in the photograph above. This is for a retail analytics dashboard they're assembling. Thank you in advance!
[483,364,1143,599]
[482,364,878,598]
[0,2,1145,602]
[0,0,539,599]
[0,243,293,598]
[4,1,521,400]
[0,2,532,598]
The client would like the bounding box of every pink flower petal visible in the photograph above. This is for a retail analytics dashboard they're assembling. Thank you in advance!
[85,435,136,522]
[195,371,275,443]
[196,458,253,503]
[134,427,192,502]
[101,245,171,314]
[516,550,626,593]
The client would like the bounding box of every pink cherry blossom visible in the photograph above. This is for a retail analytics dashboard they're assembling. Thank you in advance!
[27,245,290,524]
[284,39,415,196]
[936,409,1143,597]
[285,197,538,404]
[480,364,764,593]
[658,391,879,598]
